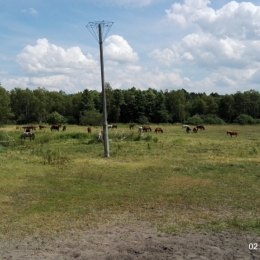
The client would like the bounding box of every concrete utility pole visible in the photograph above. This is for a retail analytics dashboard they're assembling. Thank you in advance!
[86,21,113,157]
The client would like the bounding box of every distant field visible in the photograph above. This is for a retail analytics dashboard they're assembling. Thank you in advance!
[0,124,260,238]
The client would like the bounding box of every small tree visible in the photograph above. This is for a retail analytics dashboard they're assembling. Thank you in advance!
[47,111,67,124]
[80,110,102,126]
[185,114,203,125]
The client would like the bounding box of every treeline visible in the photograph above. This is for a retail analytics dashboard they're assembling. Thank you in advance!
[1,83,260,125]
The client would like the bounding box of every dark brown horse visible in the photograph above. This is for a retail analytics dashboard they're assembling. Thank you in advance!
[196,125,205,130]
[87,127,92,133]
[39,125,46,130]
[129,124,135,130]
[62,125,66,131]
[186,126,191,133]
[155,127,163,133]
[227,131,238,137]
[20,132,35,141]
[112,125,117,129]
[50,125,60,131]
[193,127,198,133]
[142,126,152,132]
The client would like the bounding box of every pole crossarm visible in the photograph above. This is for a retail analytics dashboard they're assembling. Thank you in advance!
[86,21,114,43]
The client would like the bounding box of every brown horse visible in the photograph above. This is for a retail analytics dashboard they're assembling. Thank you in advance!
[20,132,35,141]
[50,125,60,131]
[142,126,152,132]
[39,125,46,130]
[155,127,163,133]
[87,127,92,134]
[129,124,135,130]
[196,125,205,130]
[193,127,198,133]
[62,125,66,131]
[227,131,238,137]
[22,125,36,131]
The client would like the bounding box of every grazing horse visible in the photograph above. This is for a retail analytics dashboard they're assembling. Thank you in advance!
[108,125,112,129]
[62,125,66,131]
[142,126,152,132]
[129,124,135,130]
[196,125,205,130]
[39,125,46,130]
[138,126,143,133]
[15,125,19,130]
[193,127,198,133]
[186,126,191,133]
[155,127,163,133]
[87,127,92,134]
[227,131,238,137]
[50,125,60,131]
[22,125,36,131]
[20,132,35,141]
[182,125,189,129]
[112,125,117,129]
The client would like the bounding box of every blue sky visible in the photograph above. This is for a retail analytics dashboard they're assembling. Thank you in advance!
[1,0,260,94]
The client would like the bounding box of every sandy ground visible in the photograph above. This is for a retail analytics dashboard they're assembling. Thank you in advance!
[1,223,260,260]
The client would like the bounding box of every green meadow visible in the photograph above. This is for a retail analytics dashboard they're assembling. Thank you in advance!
[0,124,260,238]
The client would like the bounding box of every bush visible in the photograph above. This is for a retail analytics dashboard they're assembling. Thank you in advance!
[80,110,102,126]
[47,112,67,124]
[204,114,226,125]
[185,114,203,125]
[234,114,256,125]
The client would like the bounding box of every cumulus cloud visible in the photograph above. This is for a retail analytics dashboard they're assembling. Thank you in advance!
[104,35,139,63]
[153,1,260,71]
[17,38,98,75]
[11,37,141,93]
[166,0,260,39]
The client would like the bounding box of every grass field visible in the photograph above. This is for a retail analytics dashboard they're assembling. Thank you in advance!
[0,124,260,238]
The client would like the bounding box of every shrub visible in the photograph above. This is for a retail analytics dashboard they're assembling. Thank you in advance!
[185,114,203,125]
[204,114,226,125]
[80,110,102,126]
[47,112,67,124]
[234,114,256,125]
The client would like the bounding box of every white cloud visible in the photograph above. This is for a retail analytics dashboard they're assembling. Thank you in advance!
[166,0,260,39]
[17,38,98,75]
[104,35,139,63]
[153,1,260,71]
[21,8,38,16]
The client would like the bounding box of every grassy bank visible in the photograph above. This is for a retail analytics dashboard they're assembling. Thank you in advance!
[0,124,260,237]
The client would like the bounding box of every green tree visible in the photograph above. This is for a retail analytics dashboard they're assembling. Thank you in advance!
[154,91,170,123]
[80,89,95,111]
[219,95,235,123]
[0,86,13,124]
[165,90,187,123]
